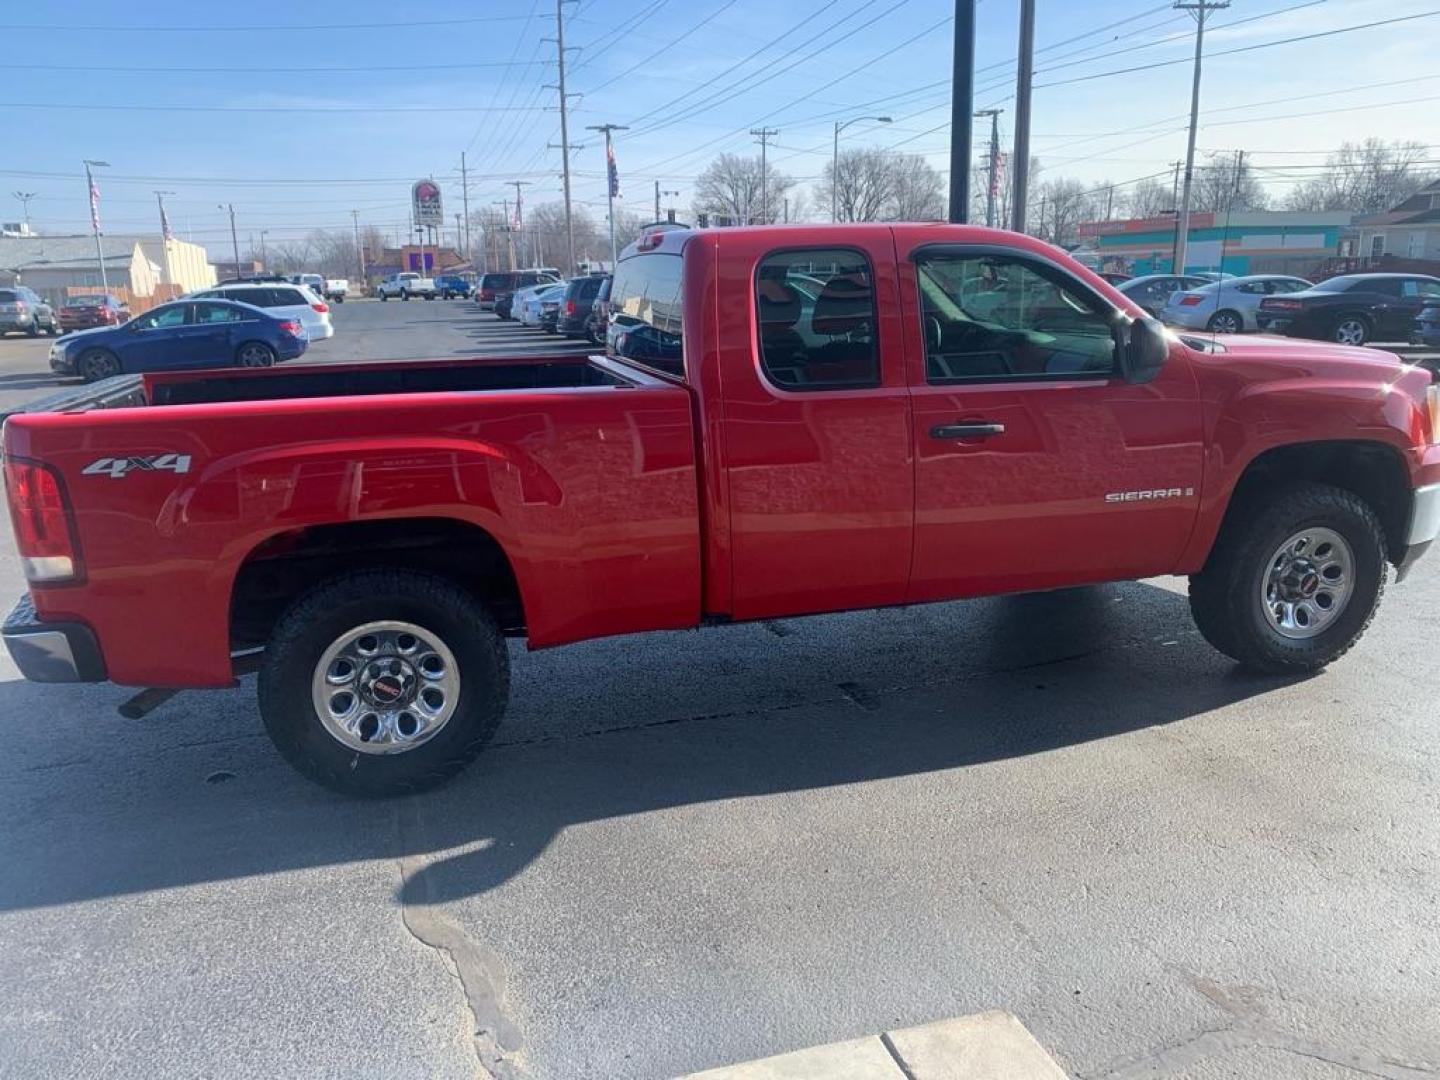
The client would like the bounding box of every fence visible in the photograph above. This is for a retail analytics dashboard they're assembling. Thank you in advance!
[62,283,184,315]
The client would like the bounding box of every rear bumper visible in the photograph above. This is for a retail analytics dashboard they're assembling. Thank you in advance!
[3,594,106,683]
[307,321,335,340]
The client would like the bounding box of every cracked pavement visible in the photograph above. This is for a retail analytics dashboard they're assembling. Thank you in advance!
[1,305,1438,1078]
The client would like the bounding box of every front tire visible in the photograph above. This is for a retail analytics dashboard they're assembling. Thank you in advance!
[258,570,509,797]
[1189,483,1386,673]
[401,290,410,301]
[380,291,389,302]
[78,348,120,382]
[236,341,275,367]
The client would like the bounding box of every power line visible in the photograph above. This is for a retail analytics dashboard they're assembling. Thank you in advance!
[4,59,550,74]
[579,0,742,96]
[0,101,551,114]
[1035,9,1440,89]
[8,14,539,31]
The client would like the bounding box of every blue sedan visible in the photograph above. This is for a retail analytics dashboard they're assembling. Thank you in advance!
[50,297,308,382]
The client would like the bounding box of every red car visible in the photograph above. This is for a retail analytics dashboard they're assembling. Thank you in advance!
[57,293,130,332]
[4,224,1439,796]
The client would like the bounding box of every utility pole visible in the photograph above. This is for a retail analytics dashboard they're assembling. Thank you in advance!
[750,128,779,224]
[351,209,366,284]
[1169,159,1183,270]
[460,151,471,262]
[655,180,662,221]
[947,0,976,223]
[495,200,514,271]
[508,180,531,268]
[154,190,175,285]
[1104,184,1115,220]
[12,191,36,233]
[218,202,240,278]
[1010,0,1034,232]
[587,124,628,265]
[975,108,1003,228]
[259,229,268,268]
[1173,0,1228,275]
[547,0,579,273]
[84,160,110,291]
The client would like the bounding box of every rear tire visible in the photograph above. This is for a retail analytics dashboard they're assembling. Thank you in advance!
[236,341,275,367]
[78,348,120,382]
[1189,482,1386,673]
[258,570,509,797]
[1206,310,1242,334]
[1332,315,1370,346]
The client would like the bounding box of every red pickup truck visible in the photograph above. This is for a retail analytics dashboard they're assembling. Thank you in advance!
[5,224,1439,796]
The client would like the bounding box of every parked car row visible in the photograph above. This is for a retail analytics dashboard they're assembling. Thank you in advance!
[479,270,611,344]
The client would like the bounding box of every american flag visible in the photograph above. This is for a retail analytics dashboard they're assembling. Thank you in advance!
[89,177,101,232]
[513,187,523,231]
[607,140,620,198]
[159,201,174,241]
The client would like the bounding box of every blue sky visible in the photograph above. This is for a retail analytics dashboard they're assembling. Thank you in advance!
[6,0,1437,257]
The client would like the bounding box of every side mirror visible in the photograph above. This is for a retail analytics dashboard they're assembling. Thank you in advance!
[1120,315,1169,384]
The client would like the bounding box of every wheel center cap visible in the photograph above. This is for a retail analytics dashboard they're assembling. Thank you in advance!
[360,658,417,707]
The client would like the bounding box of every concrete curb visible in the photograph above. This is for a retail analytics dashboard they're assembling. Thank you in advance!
[680,1010,1067,1080]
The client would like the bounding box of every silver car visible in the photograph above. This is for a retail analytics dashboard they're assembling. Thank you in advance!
[1160,274,1314,333]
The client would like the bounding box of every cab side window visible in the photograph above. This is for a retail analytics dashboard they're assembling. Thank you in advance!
[917,253,1117,382]
[755,248,879,390]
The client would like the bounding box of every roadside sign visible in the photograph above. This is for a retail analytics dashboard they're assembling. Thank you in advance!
[412,180,443,227]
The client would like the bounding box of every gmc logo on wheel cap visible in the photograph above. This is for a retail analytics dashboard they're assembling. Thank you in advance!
[82,454,192,479]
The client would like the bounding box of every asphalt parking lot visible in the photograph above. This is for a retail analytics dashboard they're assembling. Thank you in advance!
[0,300,1438,1079]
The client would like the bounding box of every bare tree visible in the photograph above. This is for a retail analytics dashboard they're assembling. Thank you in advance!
[818,148,944,222]
[1030,176,1107,248]
[1285,139,1433,214]
[888,154,945,221]
[1124,176,1175,218]
[694,152,794,225]
[1188,153,1268,213]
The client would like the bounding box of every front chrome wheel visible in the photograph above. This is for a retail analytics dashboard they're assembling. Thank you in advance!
[1261,527,1354,640]
[311,620,460,755]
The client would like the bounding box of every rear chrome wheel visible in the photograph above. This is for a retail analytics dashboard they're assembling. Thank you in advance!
[312,620,460,755]
[1207,310,1242,334]
[1333,317,1369,346]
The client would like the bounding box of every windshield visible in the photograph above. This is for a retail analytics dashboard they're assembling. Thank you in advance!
[68,295,107,307]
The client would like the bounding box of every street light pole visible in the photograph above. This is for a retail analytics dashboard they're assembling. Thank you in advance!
[947,0,976,223]
[831,116,893,222]
[84,160,110,291]
[11,191,37,233]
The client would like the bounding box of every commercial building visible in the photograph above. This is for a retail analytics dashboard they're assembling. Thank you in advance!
[1076,211,1354,278]
[0,233,216,307]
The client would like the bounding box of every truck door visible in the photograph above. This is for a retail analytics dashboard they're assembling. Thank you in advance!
[716,231,914,620]
[895,235,1204,602]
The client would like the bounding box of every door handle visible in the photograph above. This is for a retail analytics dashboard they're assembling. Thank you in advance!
[930,421,1005,439]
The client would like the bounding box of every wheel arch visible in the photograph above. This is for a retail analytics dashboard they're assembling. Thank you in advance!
[1201,440,1412,571]
[230,516,526,656]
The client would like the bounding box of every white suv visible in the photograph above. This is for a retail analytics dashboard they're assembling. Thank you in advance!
[192,282,335,340]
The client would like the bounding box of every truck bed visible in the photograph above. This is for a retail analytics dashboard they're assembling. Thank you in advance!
[3,352,701,686]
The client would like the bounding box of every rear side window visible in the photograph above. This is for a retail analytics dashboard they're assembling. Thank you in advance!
[755,248,879,390]
[268,288,307,305]
[609,252,684,376]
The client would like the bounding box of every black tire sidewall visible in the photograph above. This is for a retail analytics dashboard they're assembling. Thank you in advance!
[79,349,119,382]
[237,342,275,367]
[1220,488,1385,669]
[258,571,508,796]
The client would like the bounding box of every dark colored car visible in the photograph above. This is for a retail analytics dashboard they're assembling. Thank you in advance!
[538,290,563,333]
[50,297,307,382]
[57,294,130,332]
[0,286,59,337]
[491,271,560,320]
[436,274,472,299]
[557,274,609,338]
[1257,273,1440,346]
[1115,274,1212,317]
[1414,301,1440,348]
[584,275,612,345]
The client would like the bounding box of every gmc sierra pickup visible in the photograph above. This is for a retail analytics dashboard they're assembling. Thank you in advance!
[4,224,1438,796]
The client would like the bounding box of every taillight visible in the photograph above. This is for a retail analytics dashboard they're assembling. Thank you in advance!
[5,459,79,583]
[1264,299,1303,310]
[14,301,26,314]
[311,302,329,313]
[278,319,302,335]
[1427,384,1440,446]
[566,298,576,315]
[1178,294,1204,306]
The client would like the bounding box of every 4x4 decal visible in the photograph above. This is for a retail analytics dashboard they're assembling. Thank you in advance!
[82,454,192,479]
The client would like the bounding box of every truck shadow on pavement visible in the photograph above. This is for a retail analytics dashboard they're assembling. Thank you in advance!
[0,581,1304,912]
